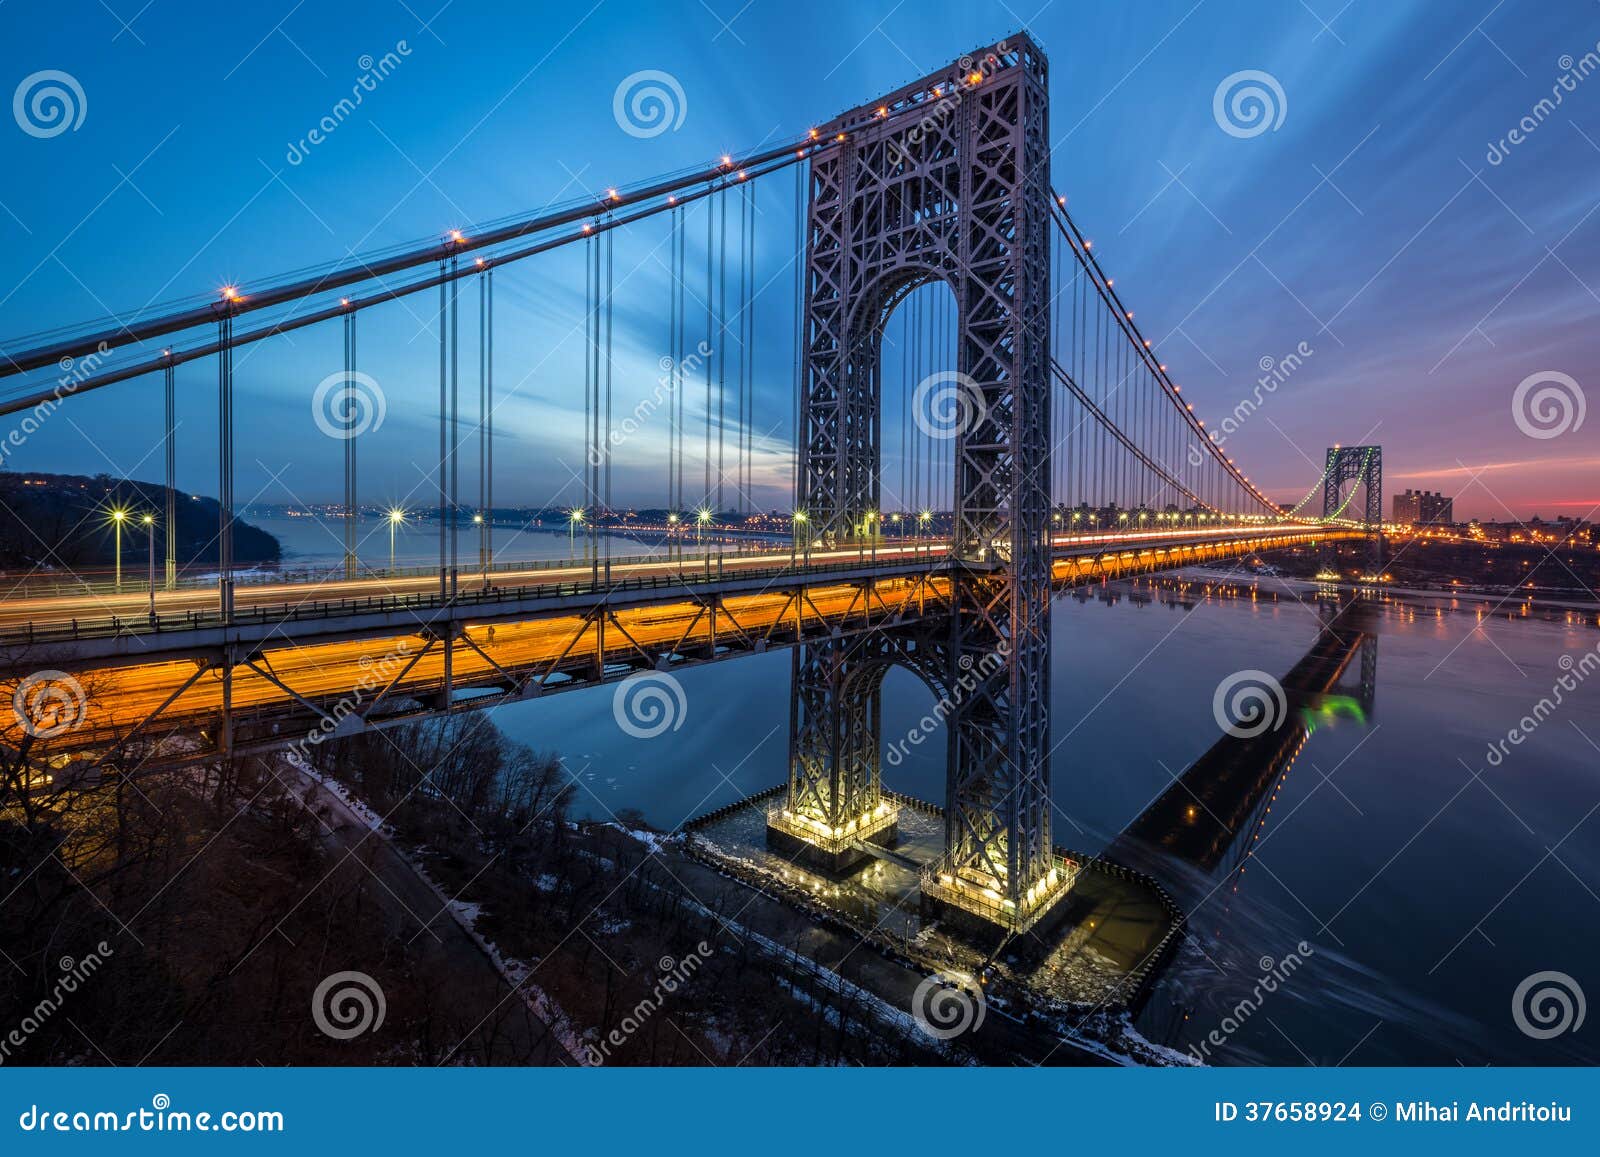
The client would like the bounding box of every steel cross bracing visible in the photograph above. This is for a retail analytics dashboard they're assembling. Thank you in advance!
[787,35,1064,929]
[1321,445,1383,570]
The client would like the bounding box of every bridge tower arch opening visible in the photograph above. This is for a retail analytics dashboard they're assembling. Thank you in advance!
[1320,445,1383,575]
[772,33,1072,938]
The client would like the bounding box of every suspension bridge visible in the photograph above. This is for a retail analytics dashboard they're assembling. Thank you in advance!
[0,34,1380,938]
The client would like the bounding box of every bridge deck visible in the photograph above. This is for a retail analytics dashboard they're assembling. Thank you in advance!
[1,525,1354,771]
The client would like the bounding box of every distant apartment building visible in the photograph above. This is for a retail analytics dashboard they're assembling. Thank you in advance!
[1394,488,1453,526]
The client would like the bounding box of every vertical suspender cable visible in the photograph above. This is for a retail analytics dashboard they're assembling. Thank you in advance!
[717,185,727,516]
[449,257,459,592]
[704,196,714,513]
[486,267,494,576]
[583,234,593,557]
[342,311,355,578]
[668,206,679,516]
[477,270,487,579]
[163,361,176,588]
[217,314,233,620]
[604,222,614,581]
[792,161,804,524]
[437,266,448,596]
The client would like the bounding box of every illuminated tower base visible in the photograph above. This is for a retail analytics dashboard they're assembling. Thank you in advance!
[766,800,900,876]
[920,854,1078,946]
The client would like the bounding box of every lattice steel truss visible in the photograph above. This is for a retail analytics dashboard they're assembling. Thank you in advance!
[1322,445,1383,570]
[786,35,1061,926]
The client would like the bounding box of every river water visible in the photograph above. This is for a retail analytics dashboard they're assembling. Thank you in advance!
[256,512,1600,1066]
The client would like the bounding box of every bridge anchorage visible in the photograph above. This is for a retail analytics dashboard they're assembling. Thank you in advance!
[765,35,1068,941]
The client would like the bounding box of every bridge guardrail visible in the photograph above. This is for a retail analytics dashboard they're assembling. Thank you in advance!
[0,548,956,650]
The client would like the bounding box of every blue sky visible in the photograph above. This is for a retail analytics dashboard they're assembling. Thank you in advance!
[0,0,1596,520]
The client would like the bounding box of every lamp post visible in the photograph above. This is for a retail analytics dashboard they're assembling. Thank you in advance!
[697,508,712,576]
[569,508,584,556]
[387,508,406,574]
[792,510,807,567]
[142,513,156,620]
[110,507,128,592]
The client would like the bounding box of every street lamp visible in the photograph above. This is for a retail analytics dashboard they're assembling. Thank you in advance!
[792,510,808,565]
[109,507,129,591]
[141,513,157,619]
[387,508,407,573]
[696,507,711,543]
[569,508,585,554]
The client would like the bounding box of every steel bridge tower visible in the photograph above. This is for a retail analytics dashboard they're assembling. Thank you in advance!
[769,35,1070,939]
[1321,445,1383,574]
